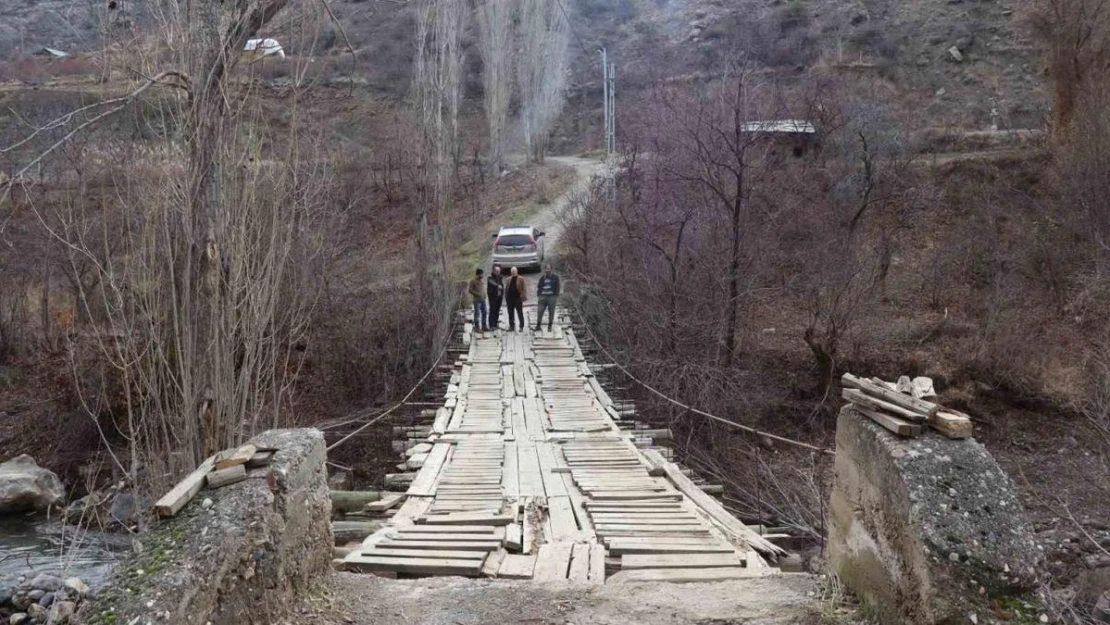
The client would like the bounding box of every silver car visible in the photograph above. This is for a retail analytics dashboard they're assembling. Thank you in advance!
[491,226,546,271]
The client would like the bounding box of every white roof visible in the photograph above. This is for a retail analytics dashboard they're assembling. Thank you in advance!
[498,226,535,234]
[245,38,285,59]
[741,120,817,134]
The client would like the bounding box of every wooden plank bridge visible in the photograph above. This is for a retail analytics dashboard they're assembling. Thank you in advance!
[343,307,786,583]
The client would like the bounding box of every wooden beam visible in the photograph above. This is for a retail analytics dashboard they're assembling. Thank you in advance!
[154,455,215,517]
[206,464,246,489]
[853,406,922,437]
[842,373,937,418]
[843,389,926,423]
[932,410,973,439]
[330,490,382,512]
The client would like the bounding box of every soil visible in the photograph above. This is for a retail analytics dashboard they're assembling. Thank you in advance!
[297,573,822,625]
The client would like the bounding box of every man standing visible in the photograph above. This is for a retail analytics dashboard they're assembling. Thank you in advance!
[504,266,526,332]
[487,265,504,331]
[534,263,561,332]
[468,268,488,332]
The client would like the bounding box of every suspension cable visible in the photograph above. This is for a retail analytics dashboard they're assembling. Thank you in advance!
[576,315,835,456]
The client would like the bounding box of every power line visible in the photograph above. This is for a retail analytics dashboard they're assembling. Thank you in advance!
[552,0,592,59]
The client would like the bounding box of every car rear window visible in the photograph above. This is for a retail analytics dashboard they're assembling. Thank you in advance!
[496,234,532,246]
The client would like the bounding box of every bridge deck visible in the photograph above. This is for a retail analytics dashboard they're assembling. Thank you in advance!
[344,309,783,582]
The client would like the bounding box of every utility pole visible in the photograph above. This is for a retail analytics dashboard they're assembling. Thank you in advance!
[600,48,616,155]
[608,61,615,154]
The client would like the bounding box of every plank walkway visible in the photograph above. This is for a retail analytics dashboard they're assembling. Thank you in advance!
[344,308,784,582]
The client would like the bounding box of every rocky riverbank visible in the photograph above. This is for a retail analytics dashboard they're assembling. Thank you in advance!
[1,573,92,625]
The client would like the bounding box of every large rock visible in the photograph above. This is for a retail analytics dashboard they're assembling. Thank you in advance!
[828,406,1041,625]
[81,429,332,625]
[0,455,65,514]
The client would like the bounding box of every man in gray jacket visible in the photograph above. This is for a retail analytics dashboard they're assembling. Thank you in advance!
[534,264,561,332]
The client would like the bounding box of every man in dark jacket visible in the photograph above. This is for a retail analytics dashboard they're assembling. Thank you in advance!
[487,265,504,330]
[504,267,526,332]
[534,263,561,332]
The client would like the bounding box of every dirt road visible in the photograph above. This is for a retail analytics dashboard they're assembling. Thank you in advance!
[302,572,820,625]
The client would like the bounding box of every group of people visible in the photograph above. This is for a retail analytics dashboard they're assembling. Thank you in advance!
[468,264,561,333]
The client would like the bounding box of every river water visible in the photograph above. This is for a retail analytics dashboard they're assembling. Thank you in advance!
[0,517,128,591]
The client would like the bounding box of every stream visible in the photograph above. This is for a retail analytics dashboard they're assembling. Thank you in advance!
[0,516,128,591]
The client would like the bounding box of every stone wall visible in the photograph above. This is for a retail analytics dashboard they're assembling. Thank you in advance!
[827,406,1041,625]
[80,429,332,625]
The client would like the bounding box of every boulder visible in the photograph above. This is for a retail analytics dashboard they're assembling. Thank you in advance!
[0,456,65,514]
[46,600,74,625]
[10,613,29,625]
[107,492,143,526]
[62,579,87,599]
[29,574,62,593]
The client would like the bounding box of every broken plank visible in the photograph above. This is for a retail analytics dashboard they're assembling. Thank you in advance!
[932,409,973,439]
[481,549,507,577]
[375,540,501,551]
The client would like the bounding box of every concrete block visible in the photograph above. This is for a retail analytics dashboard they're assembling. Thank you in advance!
[827,406,1040,624]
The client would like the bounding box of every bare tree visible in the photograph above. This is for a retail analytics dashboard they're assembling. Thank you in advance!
[1,0,338,490]
[517,0,570,163]
[1029,0,1110,131]
[476,0,515,174]
[413,0,465,357]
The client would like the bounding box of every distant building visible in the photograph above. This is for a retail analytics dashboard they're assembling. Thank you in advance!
[244,38,285,61]
[742,119,818,158]
[33,47,68,58]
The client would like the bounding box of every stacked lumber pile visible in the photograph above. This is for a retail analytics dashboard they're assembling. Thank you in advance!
[841,373,972,439]
[153,444,276,517]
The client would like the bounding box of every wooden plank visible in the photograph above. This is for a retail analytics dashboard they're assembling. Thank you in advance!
[533,542,574,581]
[621,553,743,570]
[639,448,668,476]
[331,490,382,512]
[588,543,606,584]
[607,567,764,584]
[420,513,513,526]
[344,555,483,576]
[568,543,590,582]
[548,497,579,541]
[842,373,938,418]
[843,389,927,424]
[407,443,451,496]
[362,548,487,560]
[375,540,501,551]
[214,444,257,470]
[432,407,451,435]
[852,405,922,437]
[606,541,736,556]
[932,409,973,439]
[660,462,785,557]
[206,464,246,488]
[498,554,536,579]
[395,525,499,534]
[154,455,215,517]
